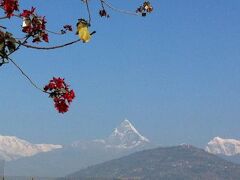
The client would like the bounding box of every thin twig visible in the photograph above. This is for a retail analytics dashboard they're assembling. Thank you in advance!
[20,39,81,50]
[19,31,96,50]
[100,0,105,10]
[0,25,6,29]
[85,0,92,25]
[7,36,29,57]
[102,0,139,16]
[46,29,64,35]
[8,57,47,93]
[0,15,8,20]
[46,29,73,36]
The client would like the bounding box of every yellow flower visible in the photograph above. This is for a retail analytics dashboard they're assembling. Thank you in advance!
[76,19,91,43]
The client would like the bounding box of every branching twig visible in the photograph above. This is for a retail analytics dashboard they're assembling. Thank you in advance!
[0,25,6,29]
[102,0,139,16]
[20,39,81,50]
[8,57,47,93]
[0,15,7,20]
[46,28,74,36]
[85,0,92,25]
[46,29,65,35]
[19,31,96,50]
[7,36,29,57]
[100,0,105,10]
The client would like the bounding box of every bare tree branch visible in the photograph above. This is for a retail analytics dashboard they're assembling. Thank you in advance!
[8,57,47,93]
[102,0,139,16]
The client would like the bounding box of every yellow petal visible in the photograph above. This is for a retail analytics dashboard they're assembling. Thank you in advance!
[78,26,91,43]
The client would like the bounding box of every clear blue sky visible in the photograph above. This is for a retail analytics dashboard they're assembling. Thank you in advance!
[0,0,240,148]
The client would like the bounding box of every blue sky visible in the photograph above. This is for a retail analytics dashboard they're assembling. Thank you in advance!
[0,0,240,148]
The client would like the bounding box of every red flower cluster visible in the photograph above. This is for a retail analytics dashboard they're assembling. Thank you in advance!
[0,0,19,18]
[44,77,75,113]
[20,7,48,43]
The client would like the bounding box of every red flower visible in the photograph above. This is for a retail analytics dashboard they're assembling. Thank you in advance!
[64,90,75,103]
[21,7,35,17]
[44,77,75,113]
[42,33,49,43]
[54,98,69,113]
[20,7,49,43]
[0,0,19,18]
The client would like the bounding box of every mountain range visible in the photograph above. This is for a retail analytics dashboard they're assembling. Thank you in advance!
[205,137,240,165]
[0,135,62,161]
[4,119,152,177]
[1,119,240,177]
[71,119,150,150]
[68,145,240,180]
[206,136,240,156]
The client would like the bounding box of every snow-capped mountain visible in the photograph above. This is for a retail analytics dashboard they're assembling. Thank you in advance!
[0,135,62,161]
[4,119,151,177]
[205,137,240,156]
[105,119,149,148]
[72,119,150,149]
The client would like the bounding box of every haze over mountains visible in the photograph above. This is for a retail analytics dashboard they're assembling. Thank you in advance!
[4,119,152,177]
[1,119,240,177]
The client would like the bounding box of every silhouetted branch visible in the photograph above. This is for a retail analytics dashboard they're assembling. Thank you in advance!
[20,39,81,50]
[102,0,139,16]
[8,57,47,93]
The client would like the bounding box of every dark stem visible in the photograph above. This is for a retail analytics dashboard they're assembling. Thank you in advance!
[100,0,106,10]
[0,16,7,20]
[0,25,7,29]
[46,29,65,35]
[8,57,48,93]
[20,39,81,50]
[85,0,92,25]
[102,0,139,16]
[19,31,96,50]
[6,36,29,59]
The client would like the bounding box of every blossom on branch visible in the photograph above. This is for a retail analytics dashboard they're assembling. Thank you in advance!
[0,0,153,114]
[44,77,75,113]
[20,7,49,43]
[0,0,19,18]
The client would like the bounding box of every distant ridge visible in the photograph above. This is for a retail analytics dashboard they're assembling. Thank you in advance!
[69,145,240,180]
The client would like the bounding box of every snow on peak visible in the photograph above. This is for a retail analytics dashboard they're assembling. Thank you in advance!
[105,119,149,149]
[0,135,62,161]
[205,137,240,156]
[72,119,150,150]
